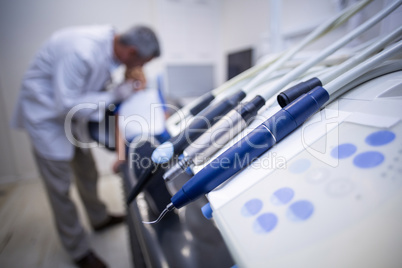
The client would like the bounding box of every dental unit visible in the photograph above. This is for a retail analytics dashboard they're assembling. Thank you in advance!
[146,37,402,223]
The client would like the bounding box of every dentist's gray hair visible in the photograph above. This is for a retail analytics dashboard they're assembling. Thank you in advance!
[119,25,160,58]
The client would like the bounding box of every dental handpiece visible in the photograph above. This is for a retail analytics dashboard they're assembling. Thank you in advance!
[163,95,267,182]
[144,86,329,224]
[151,90,247,163]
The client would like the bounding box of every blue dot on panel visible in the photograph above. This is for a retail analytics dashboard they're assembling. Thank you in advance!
[365,130,395,146]
[353,151,385,169]
[241,198,263,217]
[253,213,278,234]
[287,200,314,221]
[331,143,357,159]
[271,187,295,205]
[289,159,311,174]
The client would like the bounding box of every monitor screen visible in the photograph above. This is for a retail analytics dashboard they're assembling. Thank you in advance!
[227,48,253,80]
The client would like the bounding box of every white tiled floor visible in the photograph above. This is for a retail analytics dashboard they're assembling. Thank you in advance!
[0,175,132,268]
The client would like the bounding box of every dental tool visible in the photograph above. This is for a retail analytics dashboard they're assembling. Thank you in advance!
[145,39,402,223]
[162,13,402,182]
[152,0,373,165]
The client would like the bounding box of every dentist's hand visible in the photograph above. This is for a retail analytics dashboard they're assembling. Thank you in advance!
[125,66,146,91]
[113,67,147,101]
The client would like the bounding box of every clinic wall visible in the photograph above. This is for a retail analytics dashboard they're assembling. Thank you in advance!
[0,0,159,182]
[154,0,222,99]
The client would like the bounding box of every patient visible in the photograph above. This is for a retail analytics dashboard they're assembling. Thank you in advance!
[112,67,169,172]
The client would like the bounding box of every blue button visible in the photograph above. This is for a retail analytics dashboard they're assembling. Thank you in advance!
[201,203,213,220]
[241,198,263,217]
[271,187,294,205]
[253,213,278,233]
[353,151,385,168]
[288,200,314,221]
[289,159,311,174]
[331,143,357,159]
[365,130,395,146]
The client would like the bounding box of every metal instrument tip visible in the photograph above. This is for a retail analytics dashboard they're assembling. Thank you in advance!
[142,203,175,224]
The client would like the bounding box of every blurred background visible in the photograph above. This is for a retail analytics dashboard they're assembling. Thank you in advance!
[0,0,399,193]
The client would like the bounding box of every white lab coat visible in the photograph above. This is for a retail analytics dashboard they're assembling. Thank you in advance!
[12,25,121,160]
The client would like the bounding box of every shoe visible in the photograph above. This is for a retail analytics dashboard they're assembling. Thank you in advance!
[75,251,107,268]
[93,214,126,232]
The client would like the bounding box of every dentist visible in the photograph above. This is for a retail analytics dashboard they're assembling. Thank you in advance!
[11,24,160,268]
